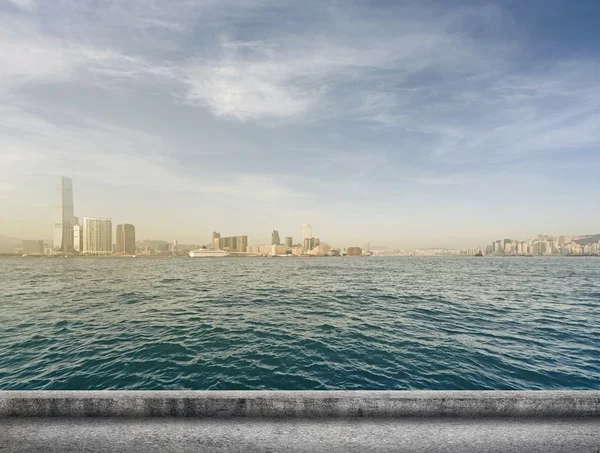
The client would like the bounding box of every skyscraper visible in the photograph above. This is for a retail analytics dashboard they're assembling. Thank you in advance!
[82,217,113,255]
[271,230,280,245]
[285,237,293,247]
[54,176,76,251]
[302,224,312,240]
[116,224,136,255]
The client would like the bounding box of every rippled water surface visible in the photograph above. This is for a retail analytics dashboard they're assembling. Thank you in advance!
[1,256,599,390]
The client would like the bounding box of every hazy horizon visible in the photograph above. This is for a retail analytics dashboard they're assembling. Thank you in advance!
[1,0,599,249]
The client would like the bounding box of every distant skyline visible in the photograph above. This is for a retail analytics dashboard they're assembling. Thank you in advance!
[1,0,599,248]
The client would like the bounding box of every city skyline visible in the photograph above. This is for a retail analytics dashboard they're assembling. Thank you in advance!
[1,1,600,247]
[1,174,599,253]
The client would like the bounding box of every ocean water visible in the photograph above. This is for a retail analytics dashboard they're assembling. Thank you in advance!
[0,256,599,390]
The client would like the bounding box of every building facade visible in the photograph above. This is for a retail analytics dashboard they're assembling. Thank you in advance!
[303,237,320,251]
[214,234,248,252]
[301,224,312,240]
[73,223,83,252]
[116,224,136,255]
[53,176,76,251]
[285,237,293,247]
[347,247,363,256]
[271,230,280,245]
[307,245,330,256]
[82,217,113,255]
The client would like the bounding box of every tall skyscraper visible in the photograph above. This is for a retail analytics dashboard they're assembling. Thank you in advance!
[54,176,76,251]
[82,217,113,255]
[302,224,312,240]
[285,237,293,247]
[271,230,280,245]
[116,224,136,255]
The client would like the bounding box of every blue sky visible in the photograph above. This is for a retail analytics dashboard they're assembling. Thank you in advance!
[1,0,599,248]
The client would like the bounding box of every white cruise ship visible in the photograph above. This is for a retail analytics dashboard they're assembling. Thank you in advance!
[189,249,229,258]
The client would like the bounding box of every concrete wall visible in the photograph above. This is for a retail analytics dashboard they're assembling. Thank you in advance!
[1,391,599,418]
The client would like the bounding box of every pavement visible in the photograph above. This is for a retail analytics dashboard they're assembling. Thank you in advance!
[2,417,600,453]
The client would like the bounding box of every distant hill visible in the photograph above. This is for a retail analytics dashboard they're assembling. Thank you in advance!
[0,235,20,245]
[575,234,600,246]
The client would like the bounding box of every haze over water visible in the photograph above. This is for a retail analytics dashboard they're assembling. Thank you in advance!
[1,257,599,390]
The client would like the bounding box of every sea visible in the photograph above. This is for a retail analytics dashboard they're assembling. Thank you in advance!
[0,256,598,390]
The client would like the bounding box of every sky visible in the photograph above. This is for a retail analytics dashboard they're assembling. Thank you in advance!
[1,0,599,249]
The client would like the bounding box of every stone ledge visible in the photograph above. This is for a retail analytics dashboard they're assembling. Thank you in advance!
[1,391,599,418]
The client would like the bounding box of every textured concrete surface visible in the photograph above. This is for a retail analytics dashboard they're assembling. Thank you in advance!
[2,417,600,452]
[2,390,600,418]
[2,392,599,452]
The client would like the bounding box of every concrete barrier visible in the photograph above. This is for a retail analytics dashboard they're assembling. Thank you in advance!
[1,391,599,418]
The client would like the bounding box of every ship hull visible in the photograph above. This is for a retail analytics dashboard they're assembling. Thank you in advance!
[189,250,229,258]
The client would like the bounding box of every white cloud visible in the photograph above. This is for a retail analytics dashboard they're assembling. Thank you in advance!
[7,0,35,12]
[139,17,186,32]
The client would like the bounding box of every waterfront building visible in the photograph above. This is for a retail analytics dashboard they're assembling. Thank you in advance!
[271,245,290,255]
[211,232,221,249]
[285,237,293,247]
[347,247,363,256]
[21,240,44,256]
[73,223,83,252]
[302,224,312,240]
[271,230,280,245]
[116,224,136,255]
[215,234,247,252]
[307,245,330,256]
[54,176,76,251]
[82,217,113,255]
[303,237,320,251]
[235,235,248,253]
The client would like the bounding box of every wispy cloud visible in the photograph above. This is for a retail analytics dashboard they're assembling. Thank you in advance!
[7,0,35,13]
[1,0,599,244]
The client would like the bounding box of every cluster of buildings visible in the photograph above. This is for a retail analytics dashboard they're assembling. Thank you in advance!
[368,235,600,257]
[21,177,597,260]
[208,225,368,257]
[47,177,136,256]
[371,248,463,257]
[478,234,600,256]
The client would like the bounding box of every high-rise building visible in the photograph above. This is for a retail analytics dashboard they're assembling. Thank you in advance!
[82,217,113,255]
[54,176,76,251]
[215,234,248,252]
[116,224,136,255]
[302,224,312,240]
[285,237,293,247]
[235,235,248,252]
[73,223,83,252]
[22,240,44,256]
[211,232,221,249]
[271,230,280,245]
[303,237,320,251]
